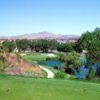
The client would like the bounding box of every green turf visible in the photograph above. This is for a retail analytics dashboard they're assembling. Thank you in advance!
[21,53,48,61]
[0,75,100,100]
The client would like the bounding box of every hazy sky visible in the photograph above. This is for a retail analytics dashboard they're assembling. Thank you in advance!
[0,0,100,36]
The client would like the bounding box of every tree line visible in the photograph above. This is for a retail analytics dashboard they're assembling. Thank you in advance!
[2,39,74,53]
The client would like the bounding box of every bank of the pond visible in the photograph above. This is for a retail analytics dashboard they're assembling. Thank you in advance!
[37,60,63,68]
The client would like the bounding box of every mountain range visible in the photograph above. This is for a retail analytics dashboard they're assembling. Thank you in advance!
[0,32,79,40]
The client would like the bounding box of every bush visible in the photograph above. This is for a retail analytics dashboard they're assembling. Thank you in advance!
[0,55,8,71]
[55,71,66,79]
[86,67,96,79]
[0,56,5,62]
[0,61,7,71]
[53,64,58,69]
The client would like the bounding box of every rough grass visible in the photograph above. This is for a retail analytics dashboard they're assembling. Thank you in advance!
[0,75,100,100]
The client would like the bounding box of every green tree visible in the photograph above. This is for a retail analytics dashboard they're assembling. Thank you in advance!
[87,29,100,63]
[57,52,66,61]
[57,43,73,52]
[35,39,59,53]
[59,51,84,74]
[16,39,31,51]
[2,41,16,52]
[30,40,37,51]
[53,64,59,69]
[75,31,93,52]
[76,28,100,63]
[75,27,100,79]
[49,40,59,52]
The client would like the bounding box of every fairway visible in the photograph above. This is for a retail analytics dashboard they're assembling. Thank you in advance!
[22,53,48,61]
[0,75,100,100]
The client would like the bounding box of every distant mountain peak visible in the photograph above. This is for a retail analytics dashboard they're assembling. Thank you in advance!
[0,31,80,40]
[37,31,55,35]
[39,31,50,33]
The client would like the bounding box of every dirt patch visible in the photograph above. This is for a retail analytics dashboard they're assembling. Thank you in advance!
[5,67,22,75]
[20,61,40,72]
[4,53,41,76]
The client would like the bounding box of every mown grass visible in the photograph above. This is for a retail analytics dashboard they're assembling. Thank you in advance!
[21,52,48,61]
[0,75,100,100]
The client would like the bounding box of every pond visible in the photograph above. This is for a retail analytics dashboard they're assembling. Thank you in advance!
[73,55,89,78]
[38,60,63,68]
[73,57,100,79]
[37,59,89,79]
[37,56,100,79]
[73,66,89,79]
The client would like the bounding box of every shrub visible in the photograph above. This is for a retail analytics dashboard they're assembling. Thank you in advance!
[0,61,7,71]
[86,67,95,79]
[53,64,58,69]
[0,55,8,71]
[55,71,66,79]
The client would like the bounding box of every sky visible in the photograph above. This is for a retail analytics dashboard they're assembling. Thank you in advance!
[0,0,100,36]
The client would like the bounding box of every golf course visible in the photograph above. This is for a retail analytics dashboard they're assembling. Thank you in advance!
[0,0,100,100]
[0,52,100,100]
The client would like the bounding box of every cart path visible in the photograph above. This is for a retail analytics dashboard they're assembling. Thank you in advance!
[39,66,54,78]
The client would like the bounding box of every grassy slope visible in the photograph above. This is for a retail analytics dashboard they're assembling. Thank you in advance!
[0,75,100,100]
